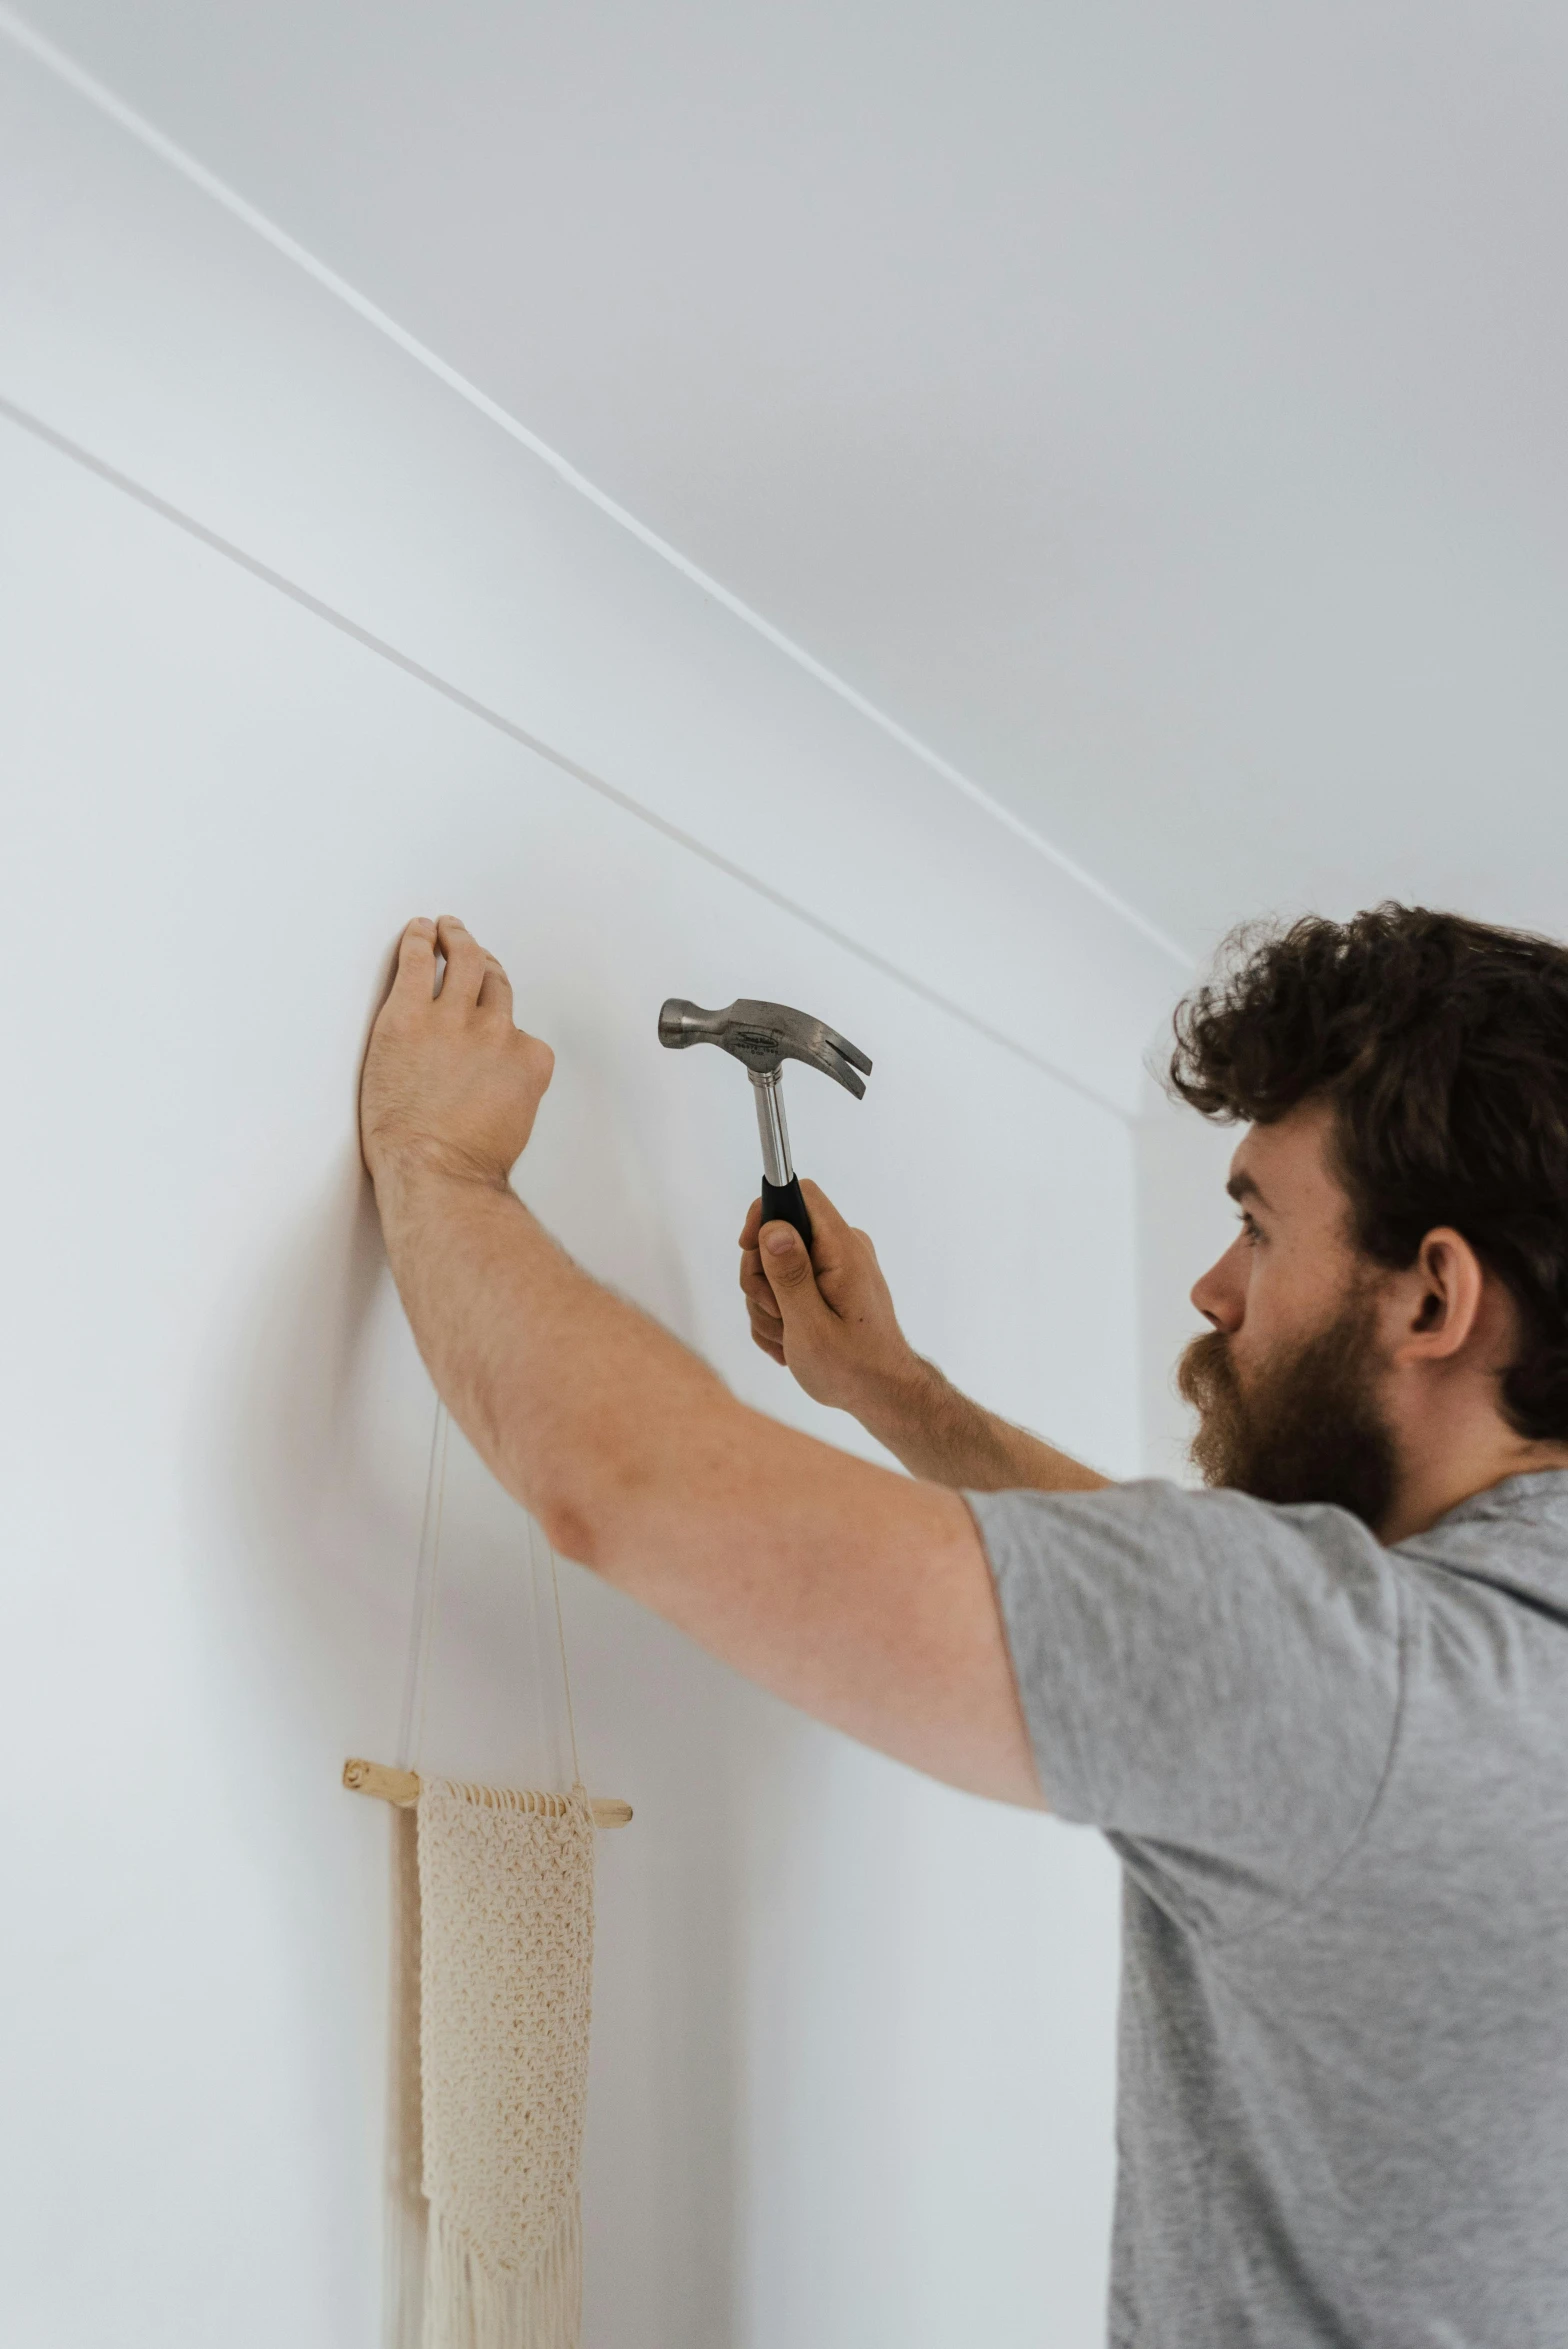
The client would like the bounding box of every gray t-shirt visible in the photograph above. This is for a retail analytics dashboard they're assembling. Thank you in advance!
[972,1469,1568,2349]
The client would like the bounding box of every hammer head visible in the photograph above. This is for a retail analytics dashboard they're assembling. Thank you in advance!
[658,996,872,1098]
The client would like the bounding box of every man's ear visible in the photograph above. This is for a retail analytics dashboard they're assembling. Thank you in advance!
[1393,1227,1486,1364]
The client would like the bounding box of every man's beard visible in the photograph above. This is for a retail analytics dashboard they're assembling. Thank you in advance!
[1176,1283,1397,1529]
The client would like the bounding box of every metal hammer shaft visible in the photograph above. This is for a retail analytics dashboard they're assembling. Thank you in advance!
[750,1069,794,1187]
[752,1068,811,1241]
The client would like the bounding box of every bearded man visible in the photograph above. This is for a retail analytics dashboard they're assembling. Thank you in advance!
[361,901,1568,2349]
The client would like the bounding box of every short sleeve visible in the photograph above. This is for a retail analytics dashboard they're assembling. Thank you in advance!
[971,1480,1404,1933]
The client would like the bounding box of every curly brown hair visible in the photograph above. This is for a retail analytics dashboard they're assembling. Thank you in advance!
[1168,904,1568,1444]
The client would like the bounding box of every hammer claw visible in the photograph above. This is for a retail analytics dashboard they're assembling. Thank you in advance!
[816,1043,868,1100]
[818,1025,873,1079]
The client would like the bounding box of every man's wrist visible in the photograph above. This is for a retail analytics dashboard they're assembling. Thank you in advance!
[365,1133,514,1199]
[853,1348,950,1451]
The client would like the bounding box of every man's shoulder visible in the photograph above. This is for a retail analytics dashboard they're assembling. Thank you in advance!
[971,1473,1389,1570]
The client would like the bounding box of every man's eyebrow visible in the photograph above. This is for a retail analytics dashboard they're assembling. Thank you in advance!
[1226,1171,1269,1209]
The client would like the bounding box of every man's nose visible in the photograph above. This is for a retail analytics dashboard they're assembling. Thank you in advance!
[1191,1239,1246,1335]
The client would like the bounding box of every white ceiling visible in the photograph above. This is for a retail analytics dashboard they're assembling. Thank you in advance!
[22,0,1568,956]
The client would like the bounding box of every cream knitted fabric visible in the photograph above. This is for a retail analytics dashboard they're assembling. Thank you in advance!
[417,1778,596,2349]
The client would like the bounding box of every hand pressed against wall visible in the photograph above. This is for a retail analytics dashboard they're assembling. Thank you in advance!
[361,916,555,1188]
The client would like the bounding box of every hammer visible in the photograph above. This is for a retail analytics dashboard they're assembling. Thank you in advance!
[658,996,873,1244]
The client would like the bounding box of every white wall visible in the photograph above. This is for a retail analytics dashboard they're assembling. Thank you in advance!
[0,31,1189,2349]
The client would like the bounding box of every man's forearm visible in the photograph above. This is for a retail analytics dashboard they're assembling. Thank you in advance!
[373,1153,726,1560]
[854,1354,1111,1495]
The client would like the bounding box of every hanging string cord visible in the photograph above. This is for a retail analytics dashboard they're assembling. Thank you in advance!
[397,1390,588,1802]
[397,1397,451,1773]
[548,1544,584,1790]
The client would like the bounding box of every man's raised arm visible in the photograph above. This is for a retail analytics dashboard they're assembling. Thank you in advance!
[360,916,1045,1808]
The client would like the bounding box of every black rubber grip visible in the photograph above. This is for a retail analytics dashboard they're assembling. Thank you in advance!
[760,1174,813,1246]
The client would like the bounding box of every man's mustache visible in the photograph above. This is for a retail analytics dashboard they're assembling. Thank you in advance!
[1176,1327,1243,1487]
[1183,1324,1229,1390]
[1177,1327,1237,1413]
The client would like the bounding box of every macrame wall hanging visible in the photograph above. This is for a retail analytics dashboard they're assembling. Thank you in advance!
[344,1400,631,2349]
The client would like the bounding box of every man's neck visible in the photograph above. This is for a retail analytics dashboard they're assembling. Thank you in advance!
[1380,1434,1568,1545]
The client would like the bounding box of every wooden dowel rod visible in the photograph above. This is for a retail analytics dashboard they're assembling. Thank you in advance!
[343,1757,631,1829]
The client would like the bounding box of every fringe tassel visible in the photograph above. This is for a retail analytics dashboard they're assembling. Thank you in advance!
[424,2195,582,2349]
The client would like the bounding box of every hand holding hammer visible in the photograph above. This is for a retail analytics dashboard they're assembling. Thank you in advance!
[736,1178,921,1422]
[658,993,916,1416]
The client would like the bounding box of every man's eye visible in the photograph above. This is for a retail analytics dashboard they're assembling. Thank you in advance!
[1239,1213,1262,1245]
